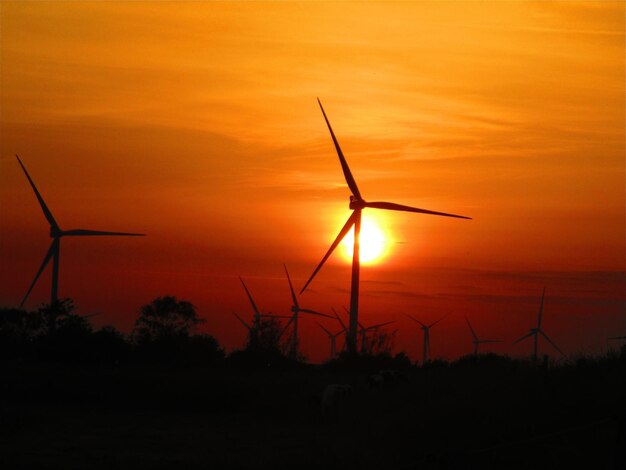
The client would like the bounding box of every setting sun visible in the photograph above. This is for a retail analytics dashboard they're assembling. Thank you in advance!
[341,215,388,264]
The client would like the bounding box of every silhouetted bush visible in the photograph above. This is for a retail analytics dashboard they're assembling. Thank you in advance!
[227,347,301,370]
[88,325,131,364]
[323,350,414,372]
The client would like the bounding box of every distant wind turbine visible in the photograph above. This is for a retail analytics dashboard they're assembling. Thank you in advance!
[280,265,333,359]
[317,322,346,360]
[465,316,502,356]
[299,100,470,354]
[345,304,395,354]
[239,276,289,329]
[16,155,145,309]
[407,314,447,364]
[513,287,564,360]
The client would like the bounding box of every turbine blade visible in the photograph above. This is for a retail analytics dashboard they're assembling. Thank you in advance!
[367,320,395,330]
[299,212,358,294]
[239,277,261,316]
[364,201,471,220]
[332,308,347,329]
[537,286,546,329]
[539,330,564,356]
[16,155,59,229]
[81,312,102,319]
[465,316,478,340]
[300,308,334,319]
[317,322,332,336]
[62,229,145,236]
[260,314,292,319]
[429,314,448,329]
[279,315,295,339]
[19,240,57,308]
[232,312,251,331]
[513,332,534,345]
[283,264,299,309]
[317,98,362,200]
[406,315,427,328]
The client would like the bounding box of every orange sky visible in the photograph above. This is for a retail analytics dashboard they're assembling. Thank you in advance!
[1,1,624,362]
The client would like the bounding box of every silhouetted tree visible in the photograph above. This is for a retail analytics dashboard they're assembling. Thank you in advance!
[182,333,225,365]
[90,325,131,364]
[0,307,43,357]
[131,296,225,365]
[38,298,75,334]
[132,296,204,345]
[30,299,100,362]
[247,316,282,352]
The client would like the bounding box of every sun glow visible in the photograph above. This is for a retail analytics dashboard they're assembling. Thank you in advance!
[341,215,389,264]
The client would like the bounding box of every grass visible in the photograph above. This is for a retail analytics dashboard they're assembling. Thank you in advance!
[0,352,625,469]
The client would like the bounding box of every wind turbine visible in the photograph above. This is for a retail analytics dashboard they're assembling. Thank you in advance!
[317,322,346,360]
[299,100,470,354]
[465,316,502,356]
[16,155,145,309]
[236,279,289,349]
[331,307,349,353]
[513,287,564,360]
[280,265,334,359]
[239,276,289,326]
[407,314,447,364]
[357,321,395,354]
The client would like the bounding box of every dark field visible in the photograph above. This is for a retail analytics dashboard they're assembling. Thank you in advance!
[1,354,625,470]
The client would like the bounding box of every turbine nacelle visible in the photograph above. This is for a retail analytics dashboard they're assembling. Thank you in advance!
[50,226,62,238]
[349,196,366,210]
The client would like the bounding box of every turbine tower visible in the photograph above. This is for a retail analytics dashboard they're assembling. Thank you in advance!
[280,265,333,359]
[513,287,564,360]
[16,155,145,308]
[407,314,447,364]
[300,100,470,354]
[331,307,348,354]
[465,316,502,356]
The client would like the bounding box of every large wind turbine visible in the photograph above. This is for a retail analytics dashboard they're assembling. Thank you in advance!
[280,265,334,359]
[300,99,470,354]
[465,316,502,356]
[16,155,145,308]
[407,314,447,364]
[513,287,564,360]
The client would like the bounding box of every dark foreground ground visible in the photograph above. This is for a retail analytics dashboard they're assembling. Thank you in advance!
[1,355,625,470]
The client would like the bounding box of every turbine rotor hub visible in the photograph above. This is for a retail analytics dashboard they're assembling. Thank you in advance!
[349,196,366,210]
[50,226,62,238]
